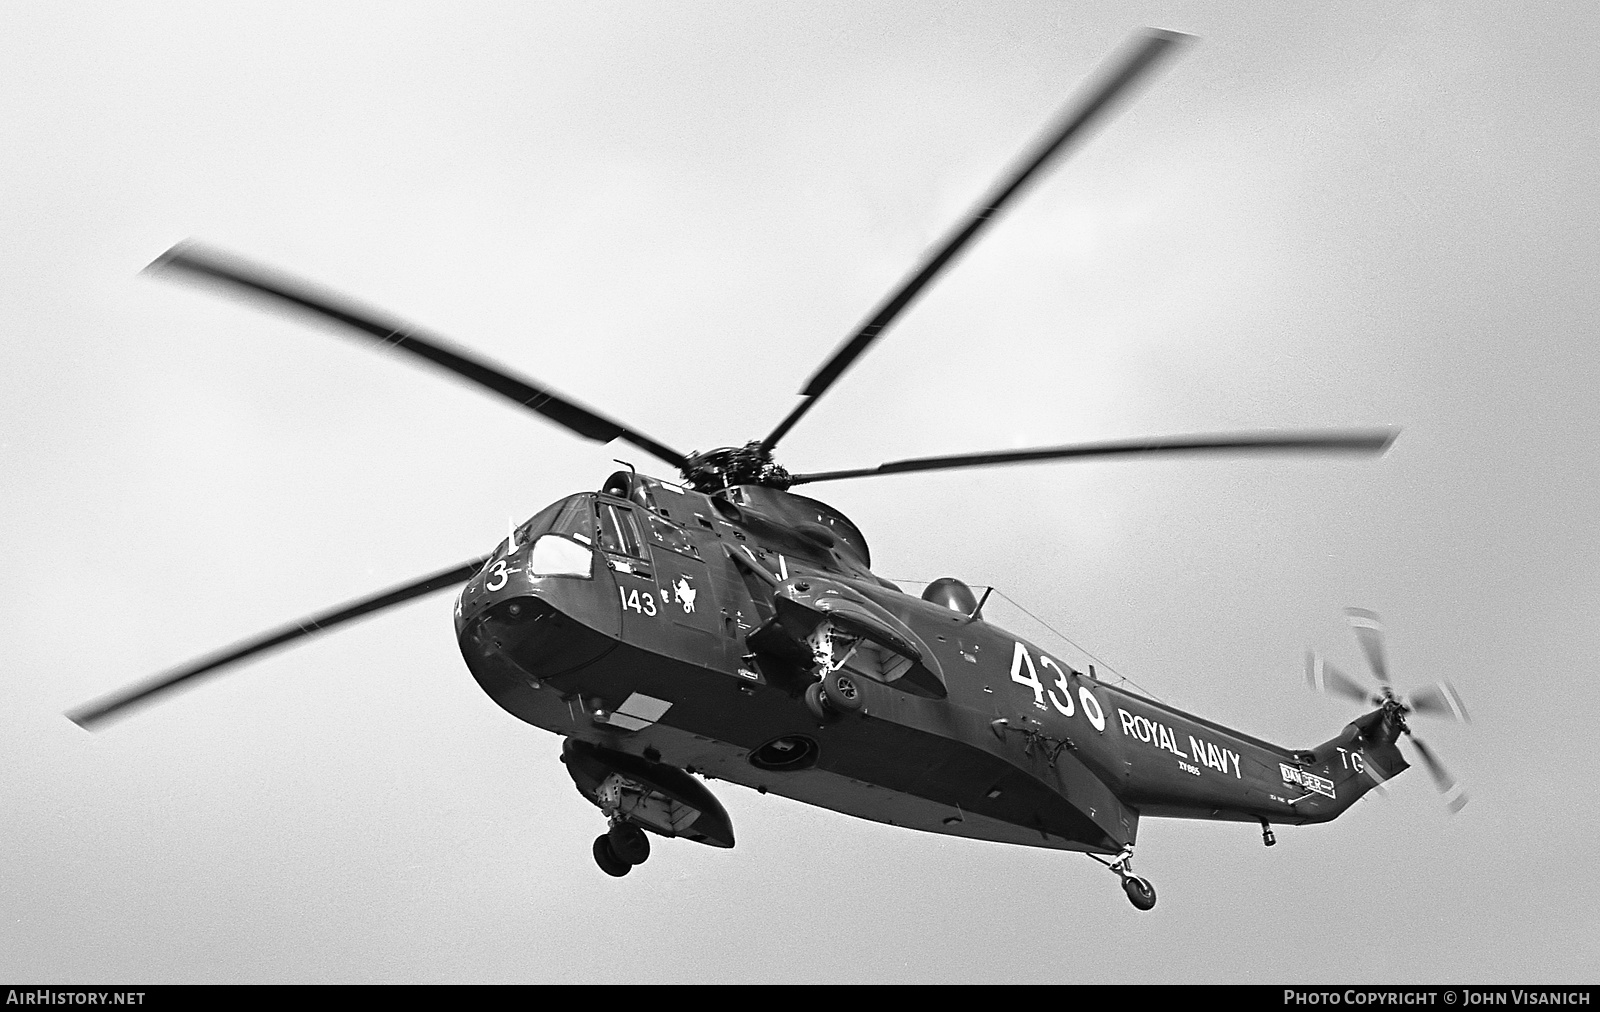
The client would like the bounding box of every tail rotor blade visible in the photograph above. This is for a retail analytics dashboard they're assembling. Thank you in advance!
[1407,735,1468,814]
[66,554,489,730]
[1306,650,1377,705]
[1406,681,1471,723]
[1344,607,1390,686]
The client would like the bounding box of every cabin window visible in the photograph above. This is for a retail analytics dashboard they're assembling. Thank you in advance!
[645,513,699,559]
[597,502,645,559]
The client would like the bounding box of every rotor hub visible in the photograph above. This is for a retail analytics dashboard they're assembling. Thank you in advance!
[1375,689,1411,731]
[681,442,793,492]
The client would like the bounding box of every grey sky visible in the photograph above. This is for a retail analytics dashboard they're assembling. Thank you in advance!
[3,1,1597,983]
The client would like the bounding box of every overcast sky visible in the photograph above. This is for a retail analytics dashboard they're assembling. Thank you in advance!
[3,1,1597,984]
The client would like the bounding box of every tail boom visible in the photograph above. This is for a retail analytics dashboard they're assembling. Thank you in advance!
[1103,688,1406,827]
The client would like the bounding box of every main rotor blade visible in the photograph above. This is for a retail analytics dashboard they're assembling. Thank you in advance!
[1406,681,1471,723]
[789,429,1397,485]
[66,554,489,730]
[1306,651,1379,706]
[1344,607,1390,685]
[760,28,1192,452]
[1407,735,1468,814]
[149,243,689,470]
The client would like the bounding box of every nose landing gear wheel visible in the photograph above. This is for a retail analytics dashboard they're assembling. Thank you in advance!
[1122,875,1157,911]
[592,834,632,877]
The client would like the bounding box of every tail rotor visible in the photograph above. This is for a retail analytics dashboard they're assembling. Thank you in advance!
[1306,609,1470,813]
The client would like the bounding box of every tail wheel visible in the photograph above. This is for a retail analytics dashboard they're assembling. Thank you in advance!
[1123,876,1157,911]
[592,834,631,877]
[607,822,651,865]
[822,672,864,714]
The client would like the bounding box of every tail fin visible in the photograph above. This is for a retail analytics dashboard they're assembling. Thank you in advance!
[1288,708,1409,823]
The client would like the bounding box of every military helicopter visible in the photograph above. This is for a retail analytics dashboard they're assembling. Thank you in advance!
[68,29,1469,910]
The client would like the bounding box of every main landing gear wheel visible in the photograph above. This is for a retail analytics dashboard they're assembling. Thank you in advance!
[592,834,632,877]
[804,681,832,722]
[823,671,863,714]
[805,672,864,722]
[607,822,651,865]
[1122,875,1157,911]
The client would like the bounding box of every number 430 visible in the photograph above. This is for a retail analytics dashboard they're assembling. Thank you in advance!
[1010,642,1106,731]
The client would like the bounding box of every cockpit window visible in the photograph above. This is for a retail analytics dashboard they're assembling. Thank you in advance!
[543,496,596,544]
[516,499,568,545]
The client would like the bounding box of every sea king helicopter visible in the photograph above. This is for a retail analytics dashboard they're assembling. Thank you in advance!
[70,29,1470,910]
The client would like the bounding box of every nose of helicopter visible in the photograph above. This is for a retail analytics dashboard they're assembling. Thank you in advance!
[456,589,619,733]
[454,534,623,690]
[458,595,610,681]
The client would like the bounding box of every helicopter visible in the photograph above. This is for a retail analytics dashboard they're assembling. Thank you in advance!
[67,28,1470,911]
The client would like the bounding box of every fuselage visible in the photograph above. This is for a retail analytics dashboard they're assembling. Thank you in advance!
[453,474,1399,855]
